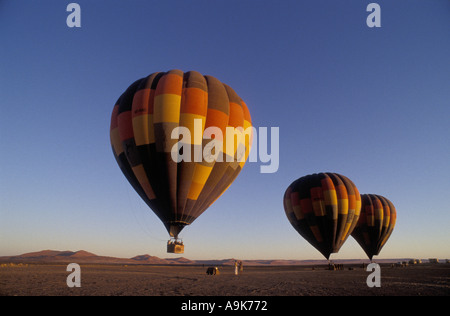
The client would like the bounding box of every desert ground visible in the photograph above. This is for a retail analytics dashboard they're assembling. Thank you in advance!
[0,263,449,297]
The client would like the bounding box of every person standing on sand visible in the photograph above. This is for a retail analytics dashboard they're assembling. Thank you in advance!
[234,260,238,275]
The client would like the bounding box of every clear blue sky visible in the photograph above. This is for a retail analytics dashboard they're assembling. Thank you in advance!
[1,0,449,260]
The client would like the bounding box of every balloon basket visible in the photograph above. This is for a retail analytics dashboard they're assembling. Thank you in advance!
[167,239,184,254]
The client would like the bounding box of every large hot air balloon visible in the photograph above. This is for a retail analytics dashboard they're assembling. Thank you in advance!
[283,173,361,260]
[351,194,396,260]
[110,70,252,253]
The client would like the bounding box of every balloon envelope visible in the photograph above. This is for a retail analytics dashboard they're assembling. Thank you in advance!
[110,70,252,239]
[351,194,396,260]
[284,173,361,259]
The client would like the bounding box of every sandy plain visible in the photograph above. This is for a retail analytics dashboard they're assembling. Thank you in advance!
[0,263,449,297]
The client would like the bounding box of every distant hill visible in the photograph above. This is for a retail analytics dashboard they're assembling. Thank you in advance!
[0,250,417,266]
[0,250,130,264]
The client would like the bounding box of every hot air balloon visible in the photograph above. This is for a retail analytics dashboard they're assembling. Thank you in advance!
[110,70,252,253]
[351,194,396,261]
[283,173,361,260]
